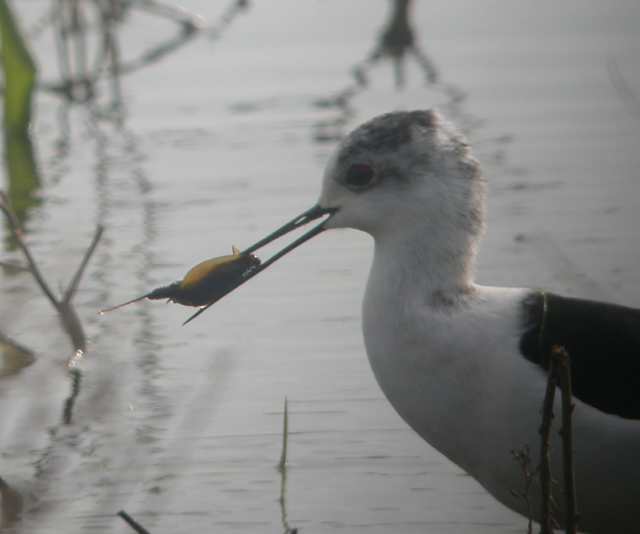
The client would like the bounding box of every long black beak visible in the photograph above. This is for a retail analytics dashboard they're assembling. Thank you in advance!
[183,204,337,325]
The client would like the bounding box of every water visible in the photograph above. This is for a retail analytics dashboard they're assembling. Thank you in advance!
[1,1,639,532]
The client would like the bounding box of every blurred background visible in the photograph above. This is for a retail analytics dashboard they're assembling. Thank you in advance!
[1,1,639,532]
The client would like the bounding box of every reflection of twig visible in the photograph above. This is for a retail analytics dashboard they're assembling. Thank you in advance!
[0,191,103,424]
[116,21,200,75]
[355,0,438,89]
[312,0,439,144]
[553,345,579,534]
[118,510,151,534]
[133,0,204,30]
[607,57,640,119]
[62,366,81,424]
[54,0,94,101]
[32,0,206,102]
[208,0,250,40]
[0,476,23,529]
[93,0,123,110]
[0,259,29,271]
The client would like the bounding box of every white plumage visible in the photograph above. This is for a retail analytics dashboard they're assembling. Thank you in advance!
[230,109,640,533]
[318,110,640,533]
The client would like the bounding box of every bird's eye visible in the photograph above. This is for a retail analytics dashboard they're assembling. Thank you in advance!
[344,163,376,190]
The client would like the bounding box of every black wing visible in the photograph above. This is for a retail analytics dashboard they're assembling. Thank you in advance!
[520,291,640,420]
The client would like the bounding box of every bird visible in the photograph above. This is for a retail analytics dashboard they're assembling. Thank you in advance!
[208,109,640,532]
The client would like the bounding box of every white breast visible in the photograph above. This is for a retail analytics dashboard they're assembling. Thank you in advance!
[363,270,531,473]
[362,253,640,531]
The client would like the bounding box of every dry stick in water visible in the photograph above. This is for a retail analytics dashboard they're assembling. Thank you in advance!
[117,510,151,534]
[510,446,535,534]
[0,191,103,423]
[277,397,298,534]
[539,351,558,534]
[552,345,579,534]
[0,259,29,271]
[278,396,289,473]
[39,1,205,97]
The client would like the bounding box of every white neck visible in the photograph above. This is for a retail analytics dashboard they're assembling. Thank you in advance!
[370,219,480,306]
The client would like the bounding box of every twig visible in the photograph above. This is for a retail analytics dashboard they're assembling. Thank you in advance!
[70,0,90,97]
[0,191,59,308]
[510,446,535,534]
[539,350,558,534]
[207,0,250,39]
[53,0,73,99]
[1,191,103,424]
[278,396,289,472]
[11,0,205,101]
[0,476,23,528]
[0,260,29,272]
[63,224,104,304]
[552,345,579,534]
[277,397,297,533]
[118,510,151,534]
[607,57,640,119]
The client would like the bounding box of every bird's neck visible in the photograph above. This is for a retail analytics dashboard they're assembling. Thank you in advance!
[370,223,479,306]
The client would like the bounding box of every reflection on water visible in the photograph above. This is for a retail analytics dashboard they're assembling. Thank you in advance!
[313,0,439,143]
[37,0,205,103]
[3,131,40,234]
[357,0,438,88]
[1,0,40,232]
[1,1,639,533]
[0,475,23,530]
[0,331,34,377]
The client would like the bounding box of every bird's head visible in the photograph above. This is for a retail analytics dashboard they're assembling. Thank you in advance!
[318,109,485,242]
[182,110,486,322]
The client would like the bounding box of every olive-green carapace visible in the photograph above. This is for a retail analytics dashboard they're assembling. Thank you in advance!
[101,247,261,313]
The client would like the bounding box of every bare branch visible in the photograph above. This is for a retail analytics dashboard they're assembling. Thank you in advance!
[0,191,60,309]
[539,350,558,534]
[607,57,640,119]
[133,0,204,29]
[510,446,535,534]
[553,345,580,533]
[63,224,104,304]
[117,510,151,534]
[277,397,297,534]
[62,366,81,424]
[0,259,29,272]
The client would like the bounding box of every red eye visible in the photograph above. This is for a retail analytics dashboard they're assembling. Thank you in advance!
[345,163,375,190]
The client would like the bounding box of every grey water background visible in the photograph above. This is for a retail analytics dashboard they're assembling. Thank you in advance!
[1,1,640,532]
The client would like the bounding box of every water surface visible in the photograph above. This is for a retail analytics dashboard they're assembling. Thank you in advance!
[1,2,639,532]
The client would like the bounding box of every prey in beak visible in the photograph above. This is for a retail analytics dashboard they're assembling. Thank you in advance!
[183,204,336,324]
[100,205,336,325]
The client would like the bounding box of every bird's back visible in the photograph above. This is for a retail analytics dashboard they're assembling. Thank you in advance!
[520,291,640,419]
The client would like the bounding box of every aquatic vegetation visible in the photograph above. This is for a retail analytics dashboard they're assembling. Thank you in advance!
[0,331,34,377]
[0,0,40,225]
[0,191,104,423]
[0,0,36,133]
[117,510,150,534]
